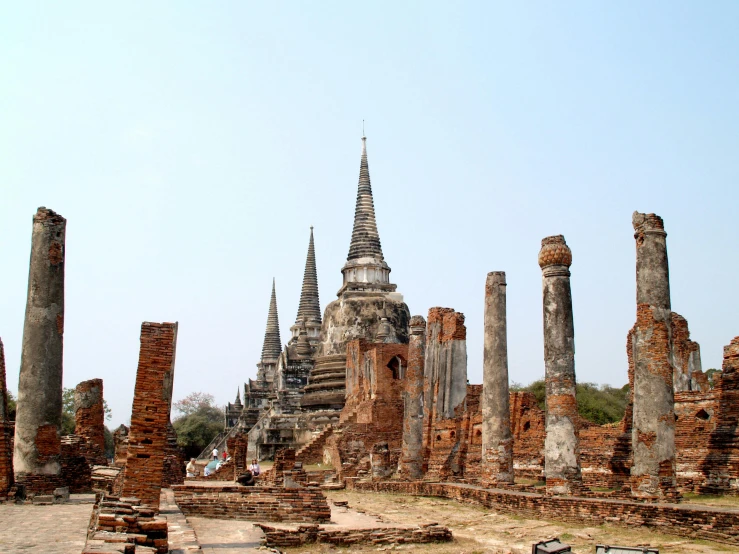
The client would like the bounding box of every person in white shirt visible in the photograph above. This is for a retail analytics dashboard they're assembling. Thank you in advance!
[212,447,218,461]
[250,459,261,476]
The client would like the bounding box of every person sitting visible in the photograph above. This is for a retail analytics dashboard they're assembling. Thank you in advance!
[250,459,261,477]
[204,464,213,477]
[237,470,255,486]
[186,458,198,478]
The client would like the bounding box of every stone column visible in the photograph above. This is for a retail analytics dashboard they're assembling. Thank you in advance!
[74,379,106,464]
[481,272,514,485]
[539,235,581,494]
[630,212,677,499]
[398,315,426,479]
[13,208,66,492]
[0,338,13,496]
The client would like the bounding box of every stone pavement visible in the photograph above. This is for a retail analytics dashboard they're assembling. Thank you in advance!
[0,496,95,553]
[187,517,264,553]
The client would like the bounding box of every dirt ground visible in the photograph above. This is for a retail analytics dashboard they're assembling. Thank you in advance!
[280,490,738,554]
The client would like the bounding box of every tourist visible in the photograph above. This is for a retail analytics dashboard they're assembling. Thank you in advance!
[250,459,261,476]
[222,450,228,461]
[186,458,197,478]
[212,447,218,461]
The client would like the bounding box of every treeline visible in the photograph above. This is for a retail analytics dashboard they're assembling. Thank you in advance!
[510,380,630,425]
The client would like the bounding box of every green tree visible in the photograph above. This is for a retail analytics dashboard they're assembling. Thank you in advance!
[705,368,722,389]
[172,392,224,459]
[510,379,629,425]
[6,391,16,421]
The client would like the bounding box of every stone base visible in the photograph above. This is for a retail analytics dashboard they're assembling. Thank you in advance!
[13,472,67,495]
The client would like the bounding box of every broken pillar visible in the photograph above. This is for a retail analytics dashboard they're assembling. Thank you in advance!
[481,271,514,485]
[630,212,677,499]
[671,313,705,392]
[122,322,178,510]
[74,378,107,465]
[422,307,467,477]
[13,207,67,493]
[0,338,13,496]
[539,235,581,494]
[398,315,426,479]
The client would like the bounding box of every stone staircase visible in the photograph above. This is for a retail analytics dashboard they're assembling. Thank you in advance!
[295,425,334,465]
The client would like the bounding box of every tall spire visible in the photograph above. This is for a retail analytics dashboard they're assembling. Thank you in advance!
[347,136,384,261]
[260,279,282,361]
[295,227,321,325]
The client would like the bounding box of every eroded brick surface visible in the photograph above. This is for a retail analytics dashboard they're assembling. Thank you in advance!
[73,378,106,465]
[0,338,12,496]
[122,322,178,510]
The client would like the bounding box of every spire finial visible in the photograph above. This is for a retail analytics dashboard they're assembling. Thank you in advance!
[362,119,365,138]
[295,227,322,325]
[346,135,384,261]
[260,279,281,361]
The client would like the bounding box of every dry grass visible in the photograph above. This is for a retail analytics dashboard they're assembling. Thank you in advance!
[279,490,737,554]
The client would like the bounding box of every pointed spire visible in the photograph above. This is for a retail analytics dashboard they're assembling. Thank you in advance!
[295,227,322,325]
[233,388,242,407]
[260,279,282,361]
[347,136,384,261]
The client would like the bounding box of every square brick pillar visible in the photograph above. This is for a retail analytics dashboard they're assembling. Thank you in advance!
[122,322,178,511]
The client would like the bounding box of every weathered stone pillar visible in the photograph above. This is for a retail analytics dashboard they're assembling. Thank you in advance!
[0,338,13,496]
[398,315,426,479]
[122,322,178,510]
[539,235,581,494]
[13,207,66,493]
[481,272,514,485]
[630,212,677,499]
[74,378,106,464]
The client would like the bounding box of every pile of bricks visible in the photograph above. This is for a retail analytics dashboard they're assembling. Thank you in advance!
[172,483,331,522]
[122,322,178,511]
[91,466,123,495]
[348,480,739,546]
[84,494,168,553]
[256,522,452,548]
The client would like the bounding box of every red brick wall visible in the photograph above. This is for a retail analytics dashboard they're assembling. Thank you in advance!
[173,483,331,523]
[332,341,408,478]
[0,338,12,496]
[122,322,178,510]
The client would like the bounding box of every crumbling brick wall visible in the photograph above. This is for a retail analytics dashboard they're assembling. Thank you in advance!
[122,322,178,510]
[173,483,331,523]
[0,338,12,496]
[227,432,249,479]
[162,422,185,487]
[60,435,92,492]
[698,337,739,495]
[329,341,408,478]
[672,313,705,392]
[422,308,467,480]
[112,424,128,467]
[73,378,107,465]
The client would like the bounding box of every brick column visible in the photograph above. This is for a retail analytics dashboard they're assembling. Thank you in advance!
[13,208,67,493]
[74,378,106,464]
[0,338,13,496]
[398,315,426,479]
[122,322,178,510]
[539,235,581,494]
[630,212,677,499]
[481,272,514,485]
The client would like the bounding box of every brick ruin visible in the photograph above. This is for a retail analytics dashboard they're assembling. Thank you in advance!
[122,322,179,510]
[0,338,13,497]
[73,378,107,466]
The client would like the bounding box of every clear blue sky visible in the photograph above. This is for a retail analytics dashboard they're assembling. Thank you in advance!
[2,3,737,427]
